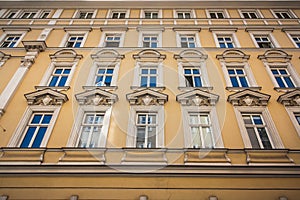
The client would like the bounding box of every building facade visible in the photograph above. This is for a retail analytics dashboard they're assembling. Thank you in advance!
[0,0,300,199]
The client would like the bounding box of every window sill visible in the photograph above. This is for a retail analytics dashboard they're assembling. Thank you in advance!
[35,86,70,91]
[130,86,166,91]
[274,87,300,92]
[82,86,118,91]
[178,86,213,92]
[226,86,262,92]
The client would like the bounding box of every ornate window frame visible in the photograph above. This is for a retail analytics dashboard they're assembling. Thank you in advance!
[0,28,29,48]
[59,28,91,48]
[137,27,164,48]
[173,27,201,48]
[73,9,97,19]
[141,9,162,19]
[8,88,68,147]
[247,28,280,48]
[176,89,224,148]
[67,88,118,147]
[228,89,284,149]
[217,50,261,91]
[282,29,300,48]
[210,28,240,48]
[126,89,168,148]
[238,9,263,19]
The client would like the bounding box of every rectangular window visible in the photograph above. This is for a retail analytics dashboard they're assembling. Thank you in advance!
[5,11,18,19]
[184,67,202,87]
[145,11,158,19]
[140,67,157,87]
[242,113,273,149]
[40,11,50,19]
[209,11,224,19]
[291,35,300,48]
[189,113,213,148]
[227,68,249,87]
[143,35,158,48]
[295,113,300,125]
[177,12,191,19]
[78,11,93,19]
[136,113,157,148]
[20,112,53,148]
[104,34,121,47]
[0,34,21,48]
[274,11,292,19]
[95,65,114,86]
[20,11,37,19]
[65,35,84,47]
[112,12,126,19]
[77,113,104,148]
[180,35,196,48]
[242,11,258,19]
[48,67,71,87]
[254,35,274,48]
[218,35,234,48]
[271,68,295,88]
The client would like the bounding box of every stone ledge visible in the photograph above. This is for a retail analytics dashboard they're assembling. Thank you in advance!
[246,149,294,165]
[0,148,45,165]
[184,149,231,165]
[121,149,167,165]
[58,148,106,165]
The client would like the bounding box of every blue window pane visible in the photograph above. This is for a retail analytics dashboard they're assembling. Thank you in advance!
[31,127,47,148]
[78,37,84,40]
[228,69,235,75]
[9,42,16,47]
[230,77,239,87]
[218,38,224,42]
[219,43,226,48]
[189,43,195,48]
[151,43,157,48]
[20,127,36,148]
[107,69,114,74]
[31,115,42,124]
[253,116,263,125]
[141,77,148,87]
[58,76,68,86]
[194,77,202,87]
[193,69,200,74]
[275,77,285,87]
[141,69,148,74]
[104,76,112,86]
[184,69,191,74]
[297,43,300,48]
[271,70,279,75]
[236,69,244,74]
[42,115,52,124]
[225,37,231,41]
[98,69,105,74]
[95,76,104,85]
[150,77,157,87]
[70,37,76,40]
[150,69,157,74]
[227,43,234,48]
[54,69,63,74]
[279,69,287,75]
[74,42,81,47]
[239,77,249,87]
[284,77,295,88]
[49,76,59,86]
[257,128,272,149]
[63,69,71,74]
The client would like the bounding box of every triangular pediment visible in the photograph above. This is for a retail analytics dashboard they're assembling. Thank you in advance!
[277,89,300,106]
[228,89,270,106]
[126,88,168,105]
[24,88,68,105]
[176,89,219,106]
[75,88,118,105]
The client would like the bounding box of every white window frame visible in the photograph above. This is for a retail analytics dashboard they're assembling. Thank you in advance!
[234,106,284,149]
[181,106,223,148]
[138,31,162,48]
[3,9,20,19]
[285,107,300,137]
[132,62,164,88]
[174,9,194,19]
[263,63,300,88]
[249,31,280,48]
[59,30,89,48]
[238,9,262,19]
[8,105,61,147]
[212,30,240,48]
[86,61,120,87]
[19,10,39,19]
[67,105,112,148]
[107,9,130,19]
[141,9,162,19]
[99,32,125,47]
[271,9,296,19]
[126,105,164,148]
[284,31,300,48]
[0,31,26,48]
[73,9,97,19]
[206,9,229,19]
[176,31,201,48]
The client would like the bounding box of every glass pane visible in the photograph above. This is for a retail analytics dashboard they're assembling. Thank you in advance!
[138,115,147,124]
[74,42,81,47]
[54,69,63,74]
[284,77,295,88]
[181,42,188,48]
[230,77,239,87]
[184,69,191,74]
[202,127,213,148]
[94,115,104,124]
[200,115,209,124]
[49,76,58,86]
[236,69,244,75]
[228,69,235,75]
[149,77,157,87]
[239,77,249,87]
[147,127,156,148]
[141,69,148,74]
[189,115,199,124]
[78,127,90,147]
[246,127,260,148]
[107,69,114,74]
[150,69,157,74]
[20,127,36,148]
[275,77,286,88]
[151,43,157,48]
[136,127,146,148]
[85,115,94,124]
[140,76,148,87]
[227,43,234,48]
[191,127,201,148]
[219,43,226,48]
[148,115,156,124]
[63,69,71,74]
[98,69,106,74]
[90,127,101,147]
[257,128,272,149]
[279,69,288,75]
[31,127,47,148]
[31,115,42,124]
[252,115,263,125]
[41,115,52,124]
[104,76,112,86]
[58,76,68,87]
[95,76,103,86]
[243,115,252,124]
[194,77,202,87]
[295,114,300,125]
[193,69,200,74]
[185,76,193,87]
[271,69,279,75]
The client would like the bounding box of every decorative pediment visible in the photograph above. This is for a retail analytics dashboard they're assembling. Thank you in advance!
[176,89,219,106]
[24,88,68,105]
[75,88,118,105]
[133,49,166,62]
[174,49,207,62]
[126,89,168,105]
[228,89,270,106]
[91,49,124,62]
[258,50,292,63]
[49,49,83,62]
[277,89,300,106]
[216,50,250,62]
